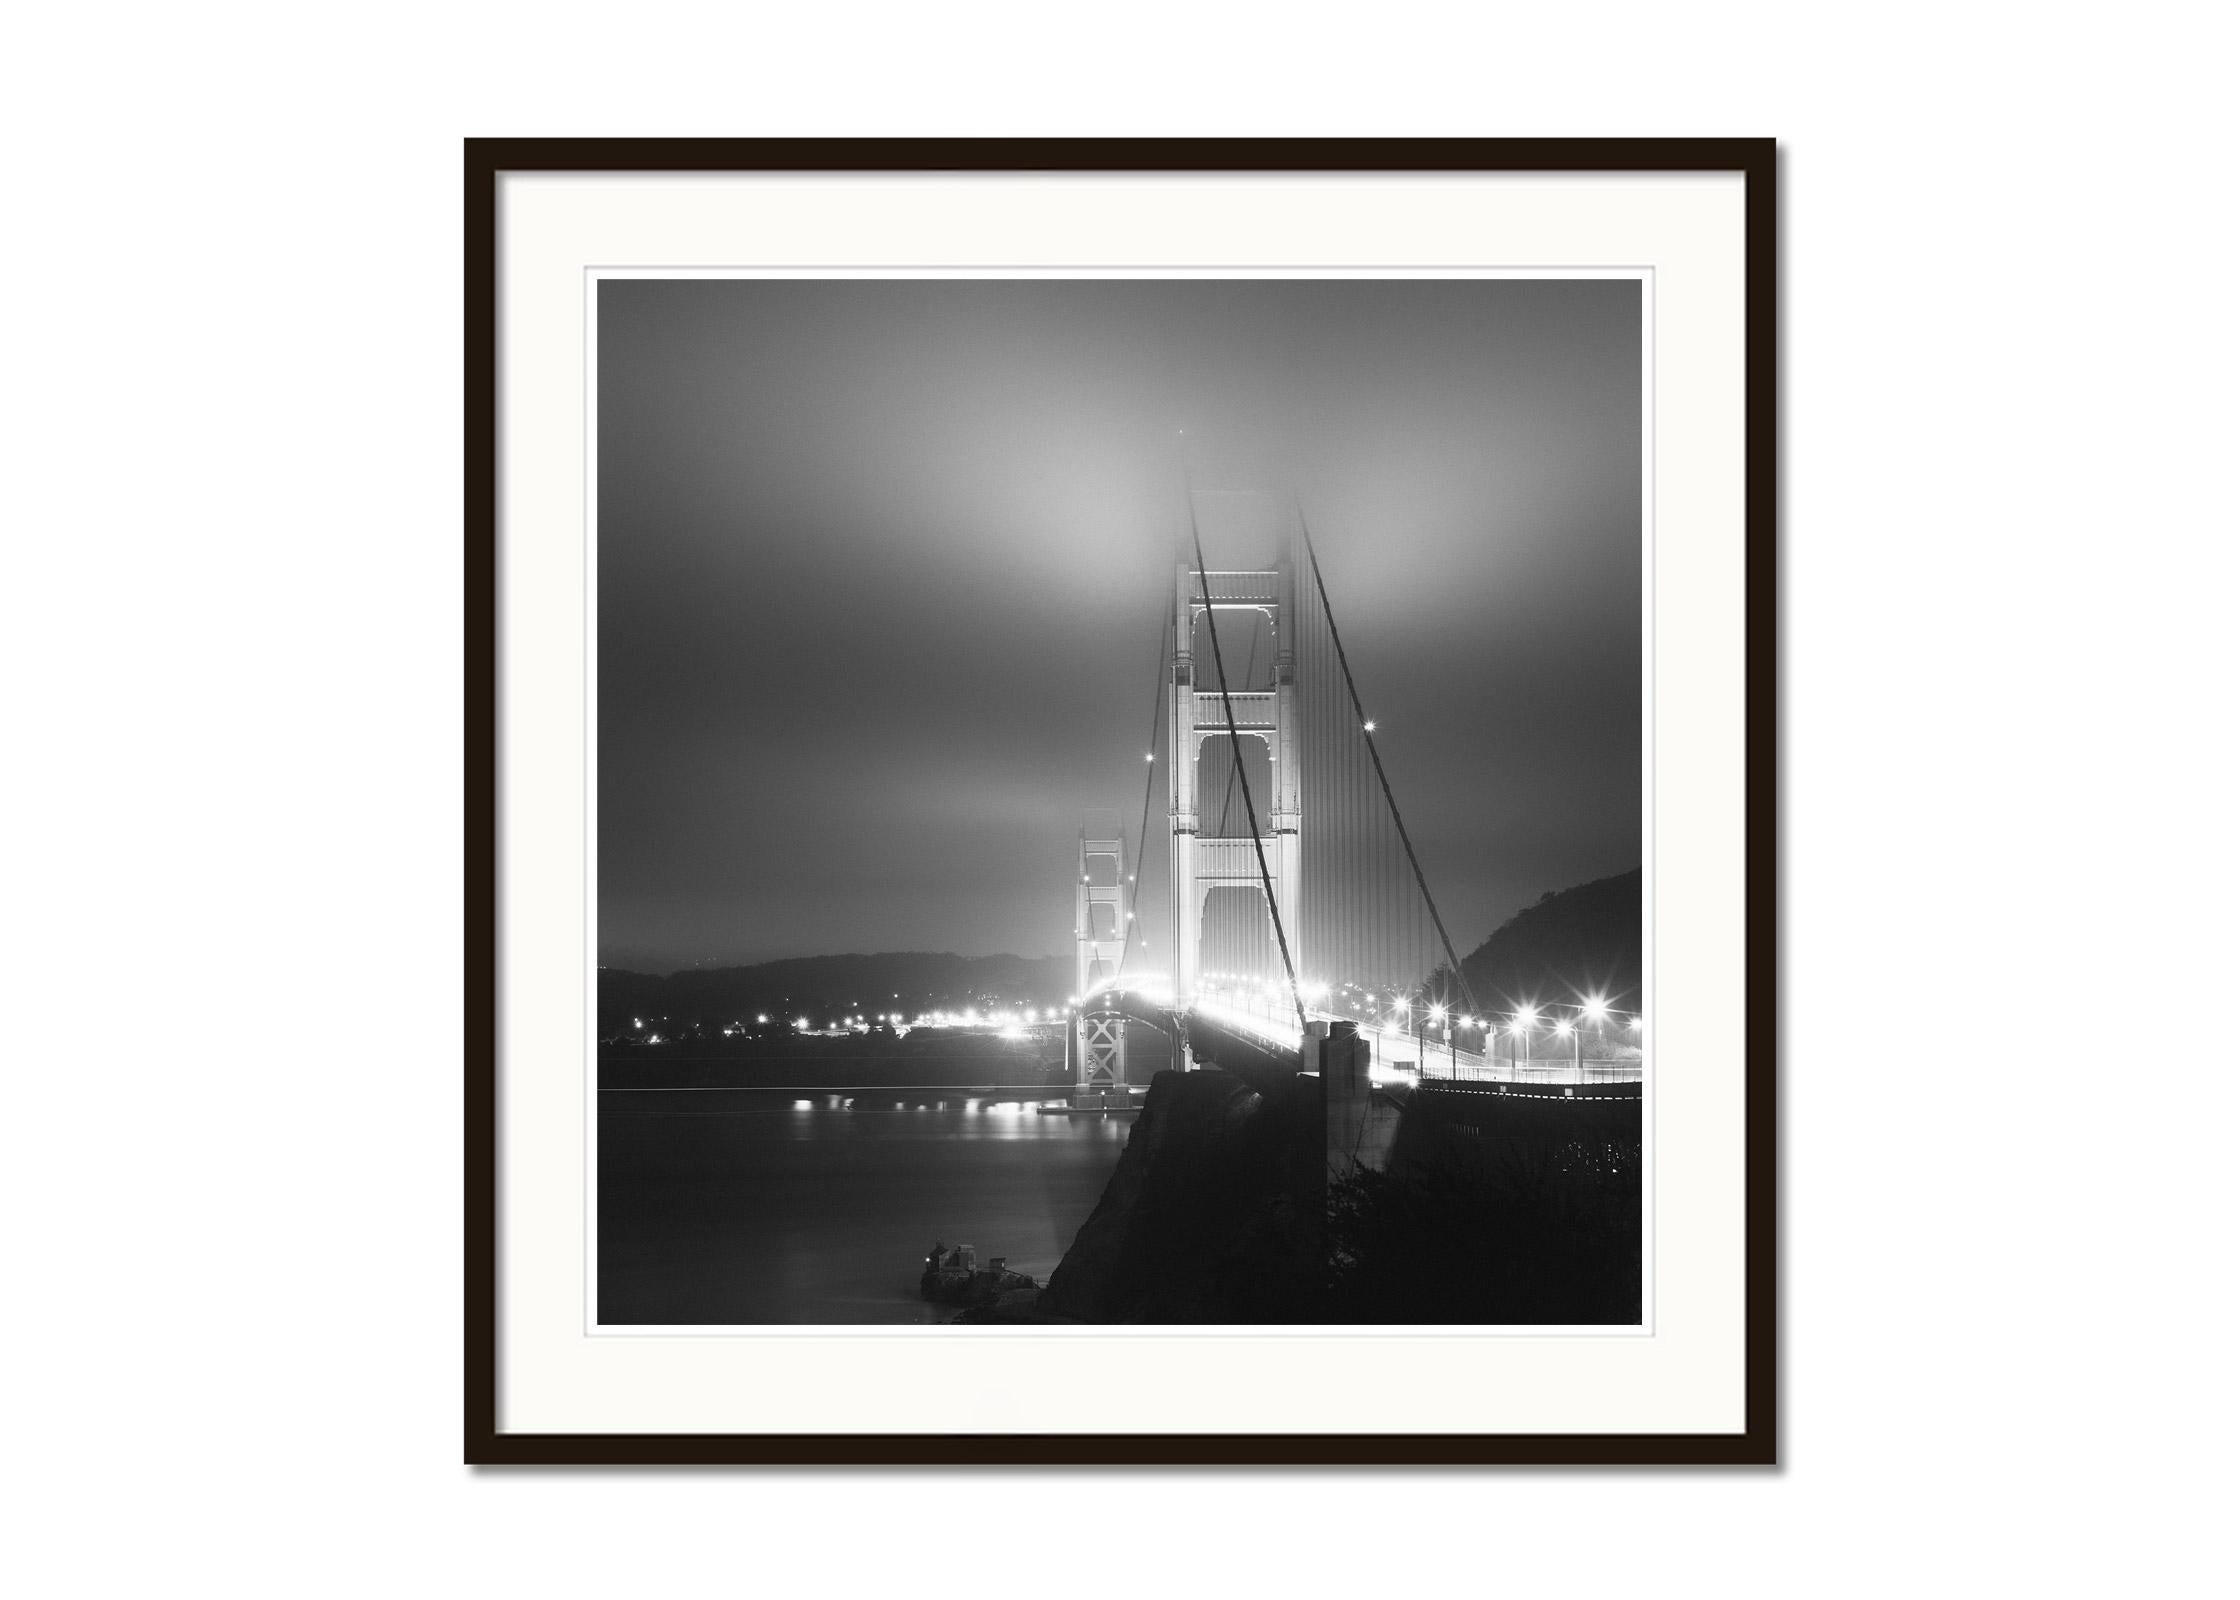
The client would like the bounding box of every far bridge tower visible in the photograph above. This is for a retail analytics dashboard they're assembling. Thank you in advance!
[1071,817,1130,1108]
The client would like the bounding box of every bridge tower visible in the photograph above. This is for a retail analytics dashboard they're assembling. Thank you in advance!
[1168,561,1301,1005]
[1072,821,1130,1105]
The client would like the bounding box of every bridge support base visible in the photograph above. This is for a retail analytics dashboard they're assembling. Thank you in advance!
[1318,1020,1400,1179]
[1072,1008,1131,1112]
[1065,1089,1137,1113]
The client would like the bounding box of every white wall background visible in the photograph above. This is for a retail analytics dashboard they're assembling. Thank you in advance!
[3,5,2232,1594]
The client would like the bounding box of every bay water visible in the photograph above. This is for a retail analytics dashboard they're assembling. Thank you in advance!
[597,1086,1128,1324]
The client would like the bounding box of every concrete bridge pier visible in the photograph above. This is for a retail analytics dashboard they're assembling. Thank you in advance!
[1317,1019,1401,1180]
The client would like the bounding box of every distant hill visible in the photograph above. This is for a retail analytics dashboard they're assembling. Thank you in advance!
[597,951,1070,1039]
[1453,868,1642,1018]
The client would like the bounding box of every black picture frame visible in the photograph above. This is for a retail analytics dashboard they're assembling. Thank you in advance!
[468,137,1777,1466]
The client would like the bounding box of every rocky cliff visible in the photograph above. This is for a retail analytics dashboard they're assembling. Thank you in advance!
[964,1063,1642,1326]
[1033,1068,1326,1324]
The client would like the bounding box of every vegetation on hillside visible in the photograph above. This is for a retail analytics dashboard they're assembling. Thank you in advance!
[1448,867,1643,1018]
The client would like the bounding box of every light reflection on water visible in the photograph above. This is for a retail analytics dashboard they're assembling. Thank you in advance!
[598,1088,1130,1325]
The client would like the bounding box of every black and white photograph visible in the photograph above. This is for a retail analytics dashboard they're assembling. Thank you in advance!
[594,274,1647,1327]
[16,9,2240,1588]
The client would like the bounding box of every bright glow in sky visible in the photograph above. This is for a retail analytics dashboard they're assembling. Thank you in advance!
[598,278,1642,973]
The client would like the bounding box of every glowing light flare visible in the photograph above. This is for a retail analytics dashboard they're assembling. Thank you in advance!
[1190,995,1305,1055]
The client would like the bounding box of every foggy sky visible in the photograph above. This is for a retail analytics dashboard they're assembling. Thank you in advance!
[598,278,1641,974]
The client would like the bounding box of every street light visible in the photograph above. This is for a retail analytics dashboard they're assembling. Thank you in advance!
[1555,1016,1581,1082]
[1578,995,1611,1081]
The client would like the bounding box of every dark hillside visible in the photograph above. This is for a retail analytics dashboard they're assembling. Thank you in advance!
[598,951,1068,1039]
[1455,868,1642,1016]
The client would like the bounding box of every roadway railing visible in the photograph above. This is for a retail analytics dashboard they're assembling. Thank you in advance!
[1174,988,1647,1086]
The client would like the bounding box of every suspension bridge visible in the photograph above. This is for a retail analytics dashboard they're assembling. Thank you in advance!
[1060,494,1643,1161]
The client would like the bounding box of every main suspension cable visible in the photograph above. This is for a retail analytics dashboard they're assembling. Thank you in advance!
[1213,629,1262,841]
[1187,488,1308,1036]
[1298,511,1480,1019]
[1115,602,1172,988]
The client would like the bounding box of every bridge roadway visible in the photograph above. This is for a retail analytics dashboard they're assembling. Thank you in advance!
[1085,988,1642,1101]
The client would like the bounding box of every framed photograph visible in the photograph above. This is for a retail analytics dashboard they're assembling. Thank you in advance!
[470,138,1775,1464]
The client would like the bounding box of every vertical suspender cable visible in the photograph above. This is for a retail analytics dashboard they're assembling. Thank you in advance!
[1187,493,1308,1037]
[1299,513,1481,1021]
[1116,603,1172,989]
